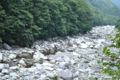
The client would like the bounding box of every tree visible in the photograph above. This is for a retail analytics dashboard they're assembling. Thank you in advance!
[0,0,93,46]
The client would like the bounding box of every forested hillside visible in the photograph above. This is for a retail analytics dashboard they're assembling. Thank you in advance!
[86,0,120,25]
[111,0,120,8]
[116,20,120,30]
[86,0,120,16]
[0,0,93,46]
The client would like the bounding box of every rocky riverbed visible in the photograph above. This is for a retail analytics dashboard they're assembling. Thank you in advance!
[0,25,118,80]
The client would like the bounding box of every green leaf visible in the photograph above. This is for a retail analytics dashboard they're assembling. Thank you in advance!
[103,47,107,53]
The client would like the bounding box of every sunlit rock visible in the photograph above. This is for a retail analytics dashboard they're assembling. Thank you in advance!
[58,69,73,80]
[33,51,47,61]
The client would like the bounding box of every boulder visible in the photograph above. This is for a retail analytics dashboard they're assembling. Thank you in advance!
[3,43,12,50]
[0,64,5,71]
[9,54,16,59]
[0,53,3,62]
[33,51,47,61]
[58,69,73,80]
[19,59,26,67]
[24,59,34,68]
[10,72,19,79]
[17,52,32,59]
[2,69,9,74]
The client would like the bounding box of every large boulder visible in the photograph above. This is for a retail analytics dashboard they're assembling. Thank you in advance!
[17,52,33,59]
[3,43,12,50]
[33,51,47,62]
[58,69,73,80]
[0,53,3,62]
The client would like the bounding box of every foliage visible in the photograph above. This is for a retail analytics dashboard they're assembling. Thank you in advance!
[0,38,2,43]
[102,32,120,79]
[0,0,93,46]
[50,75,59,80]
[116,20,120,30]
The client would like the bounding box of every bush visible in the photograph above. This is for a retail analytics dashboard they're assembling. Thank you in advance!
[0,38,2,43]
[116,20,120,30]
[102,32,120,79]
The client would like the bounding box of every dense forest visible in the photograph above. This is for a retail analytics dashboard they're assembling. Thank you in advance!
[116,20,120,30]
[0,0,120,46]
[0,0,93,46]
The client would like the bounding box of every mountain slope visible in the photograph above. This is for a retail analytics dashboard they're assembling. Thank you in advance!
[111,0,120,8]
[85,0,120,25]
[86,0,120,16]
[88,3,119,25]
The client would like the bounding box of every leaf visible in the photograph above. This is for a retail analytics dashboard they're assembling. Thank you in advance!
[103,47,107,53]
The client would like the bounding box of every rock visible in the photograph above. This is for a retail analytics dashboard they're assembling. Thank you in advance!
[3,43,12,50]
[17,52,32,59]
[9,54,16,59]
[0,53,3,62]
[8,60,19,67]
[19,59,26,67]
[24,59,34,68]
[0,64,5,71]
[33,51,47,61]
[59,62,67,69]
[34,45,41,50]
[2,69,9,74]
[10,72,19,79]
[10,66,19,71]
[0,64,9,71]
[58,69,73,80]
[110,66,118,70]
[80,43,88,48]
[2,75,10,79]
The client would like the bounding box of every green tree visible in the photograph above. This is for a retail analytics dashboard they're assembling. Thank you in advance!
[0,0,93,46]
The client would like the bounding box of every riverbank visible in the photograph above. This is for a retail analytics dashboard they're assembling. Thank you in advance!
[0,25,117,80]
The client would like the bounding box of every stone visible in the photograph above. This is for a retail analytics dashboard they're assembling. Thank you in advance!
[10,66,19,71]
[34,45,41,50]
[59,62,67,69]
[80,43,88,48]
[0,64,5,71]
[58,69,73,80]
[3,43,12,50]
[2,69,9,74]
[17,52,32,59]
[19,59,26,67]
[110,66,118,70]
[33,51,47,61]
[24,59,34,68]
[9,54,16,59]
[0,53,3,62]
[10,73,19,79]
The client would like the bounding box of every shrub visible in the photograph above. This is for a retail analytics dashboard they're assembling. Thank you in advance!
[116,20,120,30]
[102,33,120,79]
